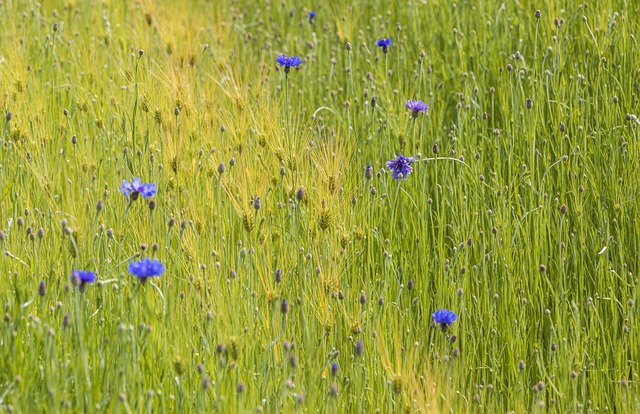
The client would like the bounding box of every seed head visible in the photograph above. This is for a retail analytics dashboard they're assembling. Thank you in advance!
[202,377,210,391]
[359,291,367,305]
[518,360,525,370]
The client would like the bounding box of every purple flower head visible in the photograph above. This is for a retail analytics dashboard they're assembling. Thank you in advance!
[432,309,457,331]
[331,362,339,376]
[354,339,364,356]
[128,258,165,282]
[309,11,317,23]
[71,270,96,291]
[119,177,157,200]
[386,155,415,180]
[276,54,303,73]
[38,281,47,297]
[364,165,373,180]
[377,38,392,53]
[405,100,429,117]
[377,38,392,48]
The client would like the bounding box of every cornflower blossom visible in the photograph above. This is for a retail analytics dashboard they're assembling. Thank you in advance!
[276,54,303,73]
[128,258,165,282]
[386,155,414,180]
[432,309,458,331]
[405,100,429,117]
[376,38,392,53]
[119,178,157,200]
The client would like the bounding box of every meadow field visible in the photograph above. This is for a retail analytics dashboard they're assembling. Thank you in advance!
[1,0,639,412]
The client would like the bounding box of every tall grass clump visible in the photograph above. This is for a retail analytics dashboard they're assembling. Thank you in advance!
[1,0,639,412]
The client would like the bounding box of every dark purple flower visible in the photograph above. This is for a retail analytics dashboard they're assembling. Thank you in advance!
[364,165,373,180]
[276,54,303,73]
[354,339,364,356]
[432,309,457,331]
[128,258,165,281]
[405,100,429,117]
[376,38,392,53]
[119,178,157,200]
[386,155,414,180]
[331,362,339,376]
[308,11,316,23]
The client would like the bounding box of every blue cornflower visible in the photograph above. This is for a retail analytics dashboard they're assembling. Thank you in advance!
[330,362,339,376]
[364,165,373,180]
[432,309,457,331]
[309,11,317,23]
[119,177,157,201]
[354,339,364,356]
[386,155,414,180]
[276,54,303,73]
[71,270,96,291]
[376,38,392,53]
[128,258,165,281]
[405,100,429,117]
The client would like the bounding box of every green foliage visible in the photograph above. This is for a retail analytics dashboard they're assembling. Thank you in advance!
[0,0,639,412]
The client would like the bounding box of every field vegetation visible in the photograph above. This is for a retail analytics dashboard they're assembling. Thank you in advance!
[1,0,639,412]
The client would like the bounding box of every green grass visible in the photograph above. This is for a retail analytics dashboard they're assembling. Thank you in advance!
[1,0,639,412]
